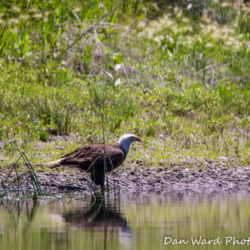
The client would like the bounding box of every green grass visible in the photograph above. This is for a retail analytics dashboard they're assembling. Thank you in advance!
[1,0,250,168]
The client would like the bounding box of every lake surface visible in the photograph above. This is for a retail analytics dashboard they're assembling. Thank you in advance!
[1,190,250,250]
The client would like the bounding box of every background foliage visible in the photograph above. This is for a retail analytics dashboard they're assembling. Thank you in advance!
[1,0,250,166]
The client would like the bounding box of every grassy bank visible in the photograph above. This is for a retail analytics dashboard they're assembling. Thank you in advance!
[1,0,250,168]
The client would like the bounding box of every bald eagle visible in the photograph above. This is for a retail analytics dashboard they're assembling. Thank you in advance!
[45,134,141,189]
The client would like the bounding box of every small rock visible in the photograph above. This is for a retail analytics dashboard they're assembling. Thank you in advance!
[219,156,228,161]
[170,177,177,181]
[157,167,165,172]
[205,158,213,164]
[176,173,184,178]
[58,185,67,190]
[203,161,210,166]
[160,178,168,184]
[78,177,87,181]
[66,185,84,190]
[188,175,195,181]
[51,180,61,187]
[148,179,155,185]
[159,134,165,141]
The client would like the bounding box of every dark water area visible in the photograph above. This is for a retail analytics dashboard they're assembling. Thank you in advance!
[1,190,250,250]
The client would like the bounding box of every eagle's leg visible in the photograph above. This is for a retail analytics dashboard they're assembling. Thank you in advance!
[91,167,105,191]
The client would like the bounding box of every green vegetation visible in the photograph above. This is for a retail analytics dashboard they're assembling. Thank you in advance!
[1,0,250,167]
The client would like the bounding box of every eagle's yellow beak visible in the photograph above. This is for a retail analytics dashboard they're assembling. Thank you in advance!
[134,136,141,142]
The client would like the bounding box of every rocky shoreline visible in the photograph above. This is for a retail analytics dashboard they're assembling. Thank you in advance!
[11,165,250,194]
[109,164,250,193]
[1,157,250,195]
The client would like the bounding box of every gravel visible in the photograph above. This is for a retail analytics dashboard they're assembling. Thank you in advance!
[1,162,250,194]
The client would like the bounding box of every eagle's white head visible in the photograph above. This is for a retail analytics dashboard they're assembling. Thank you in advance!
[117,134,141,155]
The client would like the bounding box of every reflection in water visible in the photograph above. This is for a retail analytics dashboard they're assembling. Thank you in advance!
[63,196,129,230]
[0,195,132,250]
[62,196,132,249]
[0,199,39,232]
[0,191,250,250]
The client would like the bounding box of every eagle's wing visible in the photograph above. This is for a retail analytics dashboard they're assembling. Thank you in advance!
[60,143,125,171]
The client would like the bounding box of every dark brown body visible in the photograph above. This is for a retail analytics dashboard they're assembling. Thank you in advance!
[59,143,126,187]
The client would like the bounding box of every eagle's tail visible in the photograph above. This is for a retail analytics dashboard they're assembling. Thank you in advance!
[45,158,64,168]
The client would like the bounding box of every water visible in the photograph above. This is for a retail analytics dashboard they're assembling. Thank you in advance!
[1,190,250,250]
